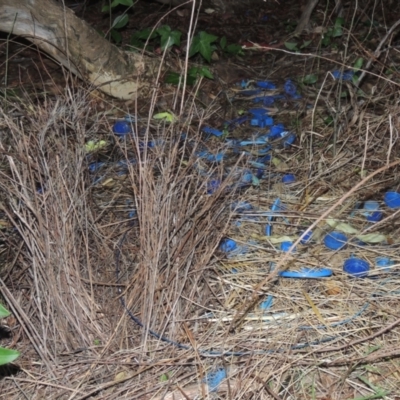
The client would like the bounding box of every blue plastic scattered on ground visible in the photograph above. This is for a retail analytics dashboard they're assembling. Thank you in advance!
[280,241,296,252]
[260,295,274,310]
[220,238,237,252]
[299,230,313,244]
[196,150,225,163]
[202,126,224,137]
[284,79,302,99]
[332,69,355,81]
[203,368,227,392]
[225,115,249,128]
[231,201,253,212]
[343,258,370,278]
[384,191,400,208]
[376,256,394,271]
[282,174,296,184]
[256,81,276,89]
[281,132,296,147]
[88,162,106,173]
[367,211,383,222]
[113,120,132,136]
[279,268,333,279]
[269,123,286,139]
[207,179,221,194]
[324,231,348,250]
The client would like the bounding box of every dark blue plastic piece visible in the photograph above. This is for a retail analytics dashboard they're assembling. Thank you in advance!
[332,69,355,81]
[280,241,296,252]
[284,79,302,99]
[269,124,286,139]
[202,126,224,137]
[256,81,276,89]
[88,162,106,173]
[253,95,276,106]
[207,179,221,194]
[113,120,132,136]
[249,108,268,117]
[282,174,296,184]
[299,230,313,244]
[281,132,296,147]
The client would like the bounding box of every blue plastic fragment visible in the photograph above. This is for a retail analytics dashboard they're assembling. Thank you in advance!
[220,238,237,252]
[265,224,273,236]
[384,191,400,208]
[202,126,224,137]
[240,79,251,88]
[269,124,286,139]
[282,174,296,184]
[280,241,296,252]
[281,132,296,147]
[225,115,249,128]
[375,256,394,271]
[207,179,221,194]
[284,79,302,99]
[249,108,268,117]
[88,162,106,173]
[279,268,333,279]
[203,368,227,392]
[128,209,136,218]
[253,95,276,106]
[332,69,355,81]
[260,295,274,310]
[113,120,132,136]
[256,81,276,89]
[196,150,225,163]
[299,230,313,244]
[250,115,274,127]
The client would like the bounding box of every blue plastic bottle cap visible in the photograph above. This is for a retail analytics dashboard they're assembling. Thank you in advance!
[384,191,400,208]
[343,258,370,278]
[113,120,132,136]
[280,241,296,252]
[324,231,348,250]
[282,174,296,184]
[220,238,237,253]
[279,268,332,279]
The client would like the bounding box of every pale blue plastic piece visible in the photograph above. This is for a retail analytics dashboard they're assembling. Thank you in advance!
[279,268,333,279]
[203,368,227,392]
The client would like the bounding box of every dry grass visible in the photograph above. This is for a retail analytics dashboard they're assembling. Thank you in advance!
[2,3,400,400]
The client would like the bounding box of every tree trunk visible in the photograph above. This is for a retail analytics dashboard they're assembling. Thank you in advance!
[0,0,160,99]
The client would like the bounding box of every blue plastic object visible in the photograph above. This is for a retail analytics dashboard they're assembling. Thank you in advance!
[375,256,394,271]
[220,238,237,252]
[253,95,276,106]
[207,179,221,194]
[249,108,268,117]
[384,191,400,208]
[281,132,296,147]
[366,211,383,222]
[113,120,132,136]
[203,368,227,392]
[332,69,355,81]
[362,201,382,222]
[88,162,106,173]
[324,231,348,250]
[299,230,313,244]
[343,258,370,278]
[269,124,285,139]
[202,126,224,137]
[260,295,274,310]
[284,79,302,99]
[280,241,296,252]
[282,174,296,184]
[256,81,276,89]
[279,268,333,279]
[231,201,253,213]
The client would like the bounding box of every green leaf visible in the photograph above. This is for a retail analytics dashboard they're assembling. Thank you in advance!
[165,72,181,85]
[226,43,243,55]
[189,37,201,58]
[101,5,110,12]
[0,348,20,366]
[353,57,364,71]
[220,36,227,49]
[300,39,312,49]
[153,112,176,123]
[156,25,182,50]
[0,304,10,319]
[200,66,214,79]
[160,373,169,382]
[112,14,129,30]
[136,27,158,40]
[303,74,317,85]
[284,41,298,51]
[110,29,122,44]
[334,17,344,28]
[332,26,343,37]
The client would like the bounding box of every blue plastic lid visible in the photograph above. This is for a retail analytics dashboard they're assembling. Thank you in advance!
[324,231,348,250]
[220,238,237,253]
[363,200,379,211]
[282,174,296,184]
[375,256,394,270]
[279,268,333,279]
[280,241,296,252]
[384,191,400,208]
[343,258,370,278]
[113,120,132,136]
